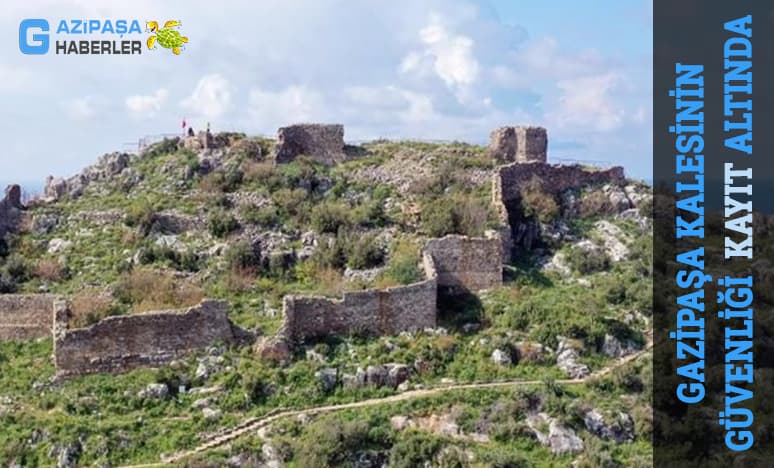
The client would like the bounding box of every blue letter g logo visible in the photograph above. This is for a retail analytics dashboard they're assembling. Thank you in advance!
[19,19,49,55]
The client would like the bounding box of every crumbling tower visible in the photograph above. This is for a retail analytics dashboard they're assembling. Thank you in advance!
[488,126,548,163]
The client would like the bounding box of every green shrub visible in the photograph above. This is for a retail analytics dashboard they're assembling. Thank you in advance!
[208,212,240,238]
[0,273,16,293]
[566,245,611,274]
[112,269,203,312]
[3,255,30,283]
[138,244,201,272]
[381,240,422,285]
[520,177,559,223]
[208,193,233,209]
[373,184,392,201]
[347,234,385,270]
[388,432,442,468]
[241,204,279,227]
[142,138,179,158]
[478,448,530,468]
[279,157,321,186]
[456,197,494,236]
[225,241,262,271]
[408,161,457,196]
[311,202,351,234]
[177,149,199,173]
[420,195,492,237]
[579,190,616,218]
[291,417,383,468]
[272,188,308,217]
[420,198,458,237]
[125,199,158,235]
[310,234,348,270]
[199,167,244,193]
[353,200,388,228]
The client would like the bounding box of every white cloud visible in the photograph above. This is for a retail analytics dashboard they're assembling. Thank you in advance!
[401,15,480,99]
[0,0,654,181]
[181,74,232,119]
[61,96,103,120]
[247,85,325,132]
[549,73,625,132]
[0,64,40,94]
[126,88,169,117]
[344,86,435,124]
[518,37,605,79]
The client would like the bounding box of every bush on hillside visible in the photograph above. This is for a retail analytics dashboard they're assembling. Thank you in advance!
[520,177,559,223]
[311,202,351,234]
[208,212,240,238]
[346,234,385,270]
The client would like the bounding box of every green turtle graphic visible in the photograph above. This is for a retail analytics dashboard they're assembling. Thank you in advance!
[146,20,188,55]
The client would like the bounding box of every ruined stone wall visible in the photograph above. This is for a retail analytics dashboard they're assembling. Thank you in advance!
[424,234,503,293]
[54,300,245,378]
[0,185,24,240]
[493,162,625,205]
[492,162,626,258]
[281,254,437,342]
[0,294,59,340]
[489,126,548,163]
[273,124,346,165]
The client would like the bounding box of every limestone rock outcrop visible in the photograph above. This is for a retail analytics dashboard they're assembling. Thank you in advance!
[0,184,25,240]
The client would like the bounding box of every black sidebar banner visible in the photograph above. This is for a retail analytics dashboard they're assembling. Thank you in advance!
[654,1,774,467]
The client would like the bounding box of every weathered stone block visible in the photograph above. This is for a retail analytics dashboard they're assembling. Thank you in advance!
[0,294,60,341]
[273,124,345,165]
[280,255,438,343]
[54,300,251,378]
[491,162,626,259]
[424,234,503,293]
[489,126,547,163]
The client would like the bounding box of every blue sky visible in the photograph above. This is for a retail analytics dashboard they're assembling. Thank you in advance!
[1,0,652,188]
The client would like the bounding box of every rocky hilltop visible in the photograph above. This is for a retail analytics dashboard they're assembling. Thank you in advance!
[0,124,653,467]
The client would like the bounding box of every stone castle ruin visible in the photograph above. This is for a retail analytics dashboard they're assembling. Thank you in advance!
[492,162,627,259]
[280,253,438,343]
[273,124,346,165]
[0,294,59,340]
[424,233,503,295]
[0,122,638,378]
[489,126,548,163]
[53,300,252,378]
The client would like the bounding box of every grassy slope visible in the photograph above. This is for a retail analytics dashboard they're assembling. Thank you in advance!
[0,137,652,466]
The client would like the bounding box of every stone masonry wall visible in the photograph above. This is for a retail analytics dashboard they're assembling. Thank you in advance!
[281,253,437,343]
[489,126,548,163]
[493,162,626,206]
[492,162,626,258]
[0,294,59,340]
[273,124,346,165]
[424,233,503,293]
[54,300,246,378]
